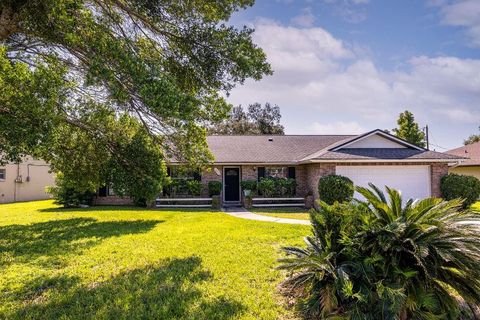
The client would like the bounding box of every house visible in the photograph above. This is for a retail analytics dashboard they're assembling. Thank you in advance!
[447,142,480,180]
[0,157,55,204]
[161,129,462,206]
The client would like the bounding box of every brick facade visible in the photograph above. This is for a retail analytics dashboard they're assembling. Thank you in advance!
[94,195,133,206]
[241,165,257,181]
[305,163,336,201]
[430,163,449,197]
[200,166,223,197]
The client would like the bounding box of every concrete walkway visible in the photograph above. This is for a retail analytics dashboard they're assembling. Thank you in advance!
[222,207,311,225]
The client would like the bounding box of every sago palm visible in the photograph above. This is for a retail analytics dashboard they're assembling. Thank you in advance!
[279,184,480,319]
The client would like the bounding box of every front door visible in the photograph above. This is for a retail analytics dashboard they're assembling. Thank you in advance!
[224,167,240,202]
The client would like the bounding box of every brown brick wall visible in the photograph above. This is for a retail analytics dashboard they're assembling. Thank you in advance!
[305,163,336,201]
[200,166,223,197]
[296,165,309,197]
[241,165,257,181]
[94,195,133,206]
[431,163,448,197]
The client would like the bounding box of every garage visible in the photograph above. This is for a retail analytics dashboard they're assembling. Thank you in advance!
[336,165,431,201]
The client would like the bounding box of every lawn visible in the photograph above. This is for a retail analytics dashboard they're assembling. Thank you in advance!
[250,207,311,220]
[0,201,309,320]
[472,201,480,211]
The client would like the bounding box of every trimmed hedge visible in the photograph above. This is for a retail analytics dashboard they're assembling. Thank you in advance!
[208,181,222,196]
[318,174,354,205]
[440,173,480,208]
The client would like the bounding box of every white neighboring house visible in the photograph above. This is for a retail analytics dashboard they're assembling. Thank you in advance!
[0,157,55,204]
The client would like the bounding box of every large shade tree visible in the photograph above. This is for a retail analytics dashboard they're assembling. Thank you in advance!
[0,0,271,201]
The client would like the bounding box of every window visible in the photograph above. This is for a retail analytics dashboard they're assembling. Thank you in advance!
[0,168,5,181]
[168,166,201,181]
[265,167,288,179]
[258,166,296,180]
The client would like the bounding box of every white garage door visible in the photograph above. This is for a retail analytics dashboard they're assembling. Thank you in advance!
[336,165,431,201]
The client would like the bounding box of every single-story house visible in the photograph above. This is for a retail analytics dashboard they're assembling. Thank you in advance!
[0,157,55,204]
[447,141,480,180]
[154,129,460,206]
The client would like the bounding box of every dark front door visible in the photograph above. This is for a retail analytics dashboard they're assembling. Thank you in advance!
[224,168,240,202]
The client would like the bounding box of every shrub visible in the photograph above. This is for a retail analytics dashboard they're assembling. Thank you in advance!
[277,178,296,197]
[208,181,222,196]
[441,173,480,208]
[186,180,202,197]
[240,180,257,192]
[317,174,354,204]
[46,173,95,207]
[279,184,480,319]
[257,178,276,197]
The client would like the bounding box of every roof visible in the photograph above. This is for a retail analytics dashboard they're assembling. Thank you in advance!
[447,142,480,166]
[186,130,463,164]
[205,135,354,163]
[314,149,462,161]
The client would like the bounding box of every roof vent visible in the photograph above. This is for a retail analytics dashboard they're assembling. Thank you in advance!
[268,137,273,142]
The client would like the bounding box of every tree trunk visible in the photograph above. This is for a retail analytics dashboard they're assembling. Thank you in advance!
[0,5,19,40]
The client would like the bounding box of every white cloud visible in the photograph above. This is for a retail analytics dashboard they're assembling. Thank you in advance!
[310,121,366,134]
[291,7,316,28]
[228,20,480,148]
[434,0,480,47]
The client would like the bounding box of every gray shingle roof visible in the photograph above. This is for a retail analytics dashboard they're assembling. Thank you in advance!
[205,135,354,163]
[314,148,463,161]
[169,132,463,164]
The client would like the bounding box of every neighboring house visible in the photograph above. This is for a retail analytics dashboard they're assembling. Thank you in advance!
[159,129,461,205]
[0,157,55,204]
[447,142,480,180]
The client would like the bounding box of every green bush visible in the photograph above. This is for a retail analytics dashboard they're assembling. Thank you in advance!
[279,184,480,319]
[317,174,354,204]
[46,173,95,207]
[441,173,480,208]
[186,180,202,197]
[240,180,257,193]
[208,181,222,196]
[277,178,296,197]
[257,178,277,197]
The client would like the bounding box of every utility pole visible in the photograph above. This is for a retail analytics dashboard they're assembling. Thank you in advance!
[424,125,429,150]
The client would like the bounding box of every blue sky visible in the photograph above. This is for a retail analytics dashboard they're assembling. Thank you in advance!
[226,0,480,150]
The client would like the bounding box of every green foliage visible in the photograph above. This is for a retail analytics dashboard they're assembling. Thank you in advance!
[257,178,296,197]
[464,126,480,145]
[209,103,284,134]
[240,180,257,192]
[279,184,480,319]
[441,173,480,208]
[0,0,271,183]
[317,174,354,205]
[166,179,202,197]
[258,178,276,197]
[208,181,222,197]
[392,110,426,148]
[46,173,95,207]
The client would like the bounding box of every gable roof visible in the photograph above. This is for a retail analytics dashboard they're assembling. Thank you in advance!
[190,130,462,164]
[447,142,480,166]
[205,135,354,163]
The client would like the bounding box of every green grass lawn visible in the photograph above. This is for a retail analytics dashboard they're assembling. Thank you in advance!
[0,201,309,320]
[250,207,310,220]
[472,201,480,211]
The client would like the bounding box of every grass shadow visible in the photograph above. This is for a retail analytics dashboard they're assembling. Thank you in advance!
[9,256,245,319]
[0,218,162,267]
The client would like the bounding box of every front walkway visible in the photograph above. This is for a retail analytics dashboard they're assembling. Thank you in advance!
[222,207,311,225]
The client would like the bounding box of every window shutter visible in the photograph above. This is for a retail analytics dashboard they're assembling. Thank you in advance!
[288,167,296,179]
[257,167,265,181]
[193,171,202,181]
[98,186,107,197]
[166,167,171,176]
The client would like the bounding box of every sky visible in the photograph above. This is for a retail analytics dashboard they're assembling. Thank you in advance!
[226,0,480,150]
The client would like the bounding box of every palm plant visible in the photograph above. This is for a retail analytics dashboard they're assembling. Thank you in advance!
[279,184,480,319]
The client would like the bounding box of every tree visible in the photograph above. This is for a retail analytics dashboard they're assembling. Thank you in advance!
[392,110,426,148]
[0,0,271,201]
[464,126,480,145]
[209,102,285,134]
[279,185,480,319]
